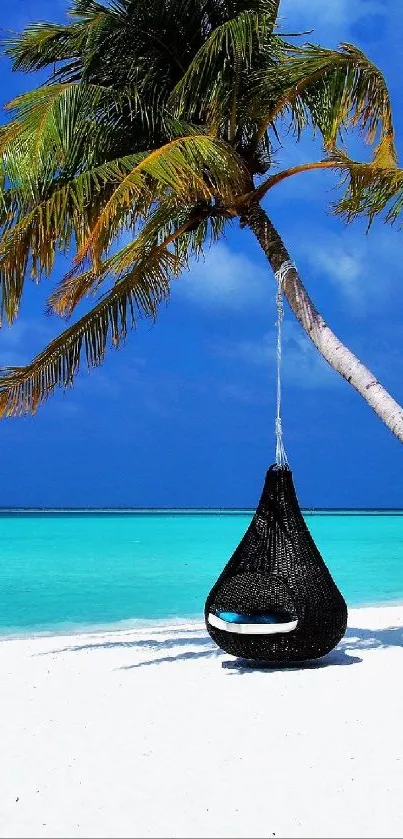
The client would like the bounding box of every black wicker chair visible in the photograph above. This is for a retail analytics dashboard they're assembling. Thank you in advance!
[205,464,347,663]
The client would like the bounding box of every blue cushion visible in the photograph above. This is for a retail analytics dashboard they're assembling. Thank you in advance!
[217,610,296,625]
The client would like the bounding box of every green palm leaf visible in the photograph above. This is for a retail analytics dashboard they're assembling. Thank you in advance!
[170,3,281,133]
[1,131,239,322]
[3,22,84,79]
[1,82,130,189]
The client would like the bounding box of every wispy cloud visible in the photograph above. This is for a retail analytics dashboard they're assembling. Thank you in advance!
[301,233,365,304]
[214,321,338,390]
[296,224,401,313]
[175,243,266,310]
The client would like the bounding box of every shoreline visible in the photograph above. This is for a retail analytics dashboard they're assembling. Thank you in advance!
[1,598,403,643]
[1,602,401,642]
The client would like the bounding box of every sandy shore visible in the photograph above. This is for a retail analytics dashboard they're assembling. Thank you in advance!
[0,605,402,839]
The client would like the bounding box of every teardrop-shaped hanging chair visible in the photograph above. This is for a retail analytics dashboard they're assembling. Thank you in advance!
[205,463,347,662]
[204,262,347,663]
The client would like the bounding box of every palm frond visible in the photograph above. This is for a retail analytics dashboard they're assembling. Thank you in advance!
[245,158,337,203]
[1,82,113,190]
[2,22,84,79]
[48,195,228,317]
[331,147,403,226]
[76,134,247,267]
[0,151,146,322]
[245,140,403,226]
[169,4,281,132]
[2,0,114,82]
[0,118,236,322]
[0,245,180,417]
[47,265,101,318]
[253,43,396,154]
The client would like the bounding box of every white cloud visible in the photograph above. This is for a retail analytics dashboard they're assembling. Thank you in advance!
[303,236,364,303]
[215,321,337,390]
[296,225,400,313]
[175,243,266,310]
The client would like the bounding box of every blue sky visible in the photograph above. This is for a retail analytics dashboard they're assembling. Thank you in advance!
[0,0,402,508]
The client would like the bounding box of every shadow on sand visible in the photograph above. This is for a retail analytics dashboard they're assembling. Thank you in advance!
[37,622,403,672]
[38,630,211,656]
[343,624,403,651]
[114,623,403,671]
[222,624,403,674]
[222,648,362,674]
[120,647,223,669]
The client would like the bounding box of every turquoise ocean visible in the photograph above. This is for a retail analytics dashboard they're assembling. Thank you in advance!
[0,511,402,637]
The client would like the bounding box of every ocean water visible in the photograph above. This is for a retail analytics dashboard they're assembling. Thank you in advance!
[0,511,402,636]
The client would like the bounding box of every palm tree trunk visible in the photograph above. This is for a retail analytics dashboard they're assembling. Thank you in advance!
[240,202,403,443]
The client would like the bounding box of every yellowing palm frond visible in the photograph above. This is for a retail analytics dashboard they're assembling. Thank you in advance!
[244,139,401,226]
[254,43,396,155]
[48,266,101,318]
[48,196,228,317]
[76,134,247,268]
[0,245,181,417]
[331,148,403,226]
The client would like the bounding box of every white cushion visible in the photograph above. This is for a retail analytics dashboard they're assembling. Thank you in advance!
[207,613,298,635]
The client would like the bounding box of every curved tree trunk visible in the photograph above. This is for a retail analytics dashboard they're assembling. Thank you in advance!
[240,202,403,443]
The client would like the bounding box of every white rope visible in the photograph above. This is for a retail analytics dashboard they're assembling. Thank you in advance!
[274,260,295,467]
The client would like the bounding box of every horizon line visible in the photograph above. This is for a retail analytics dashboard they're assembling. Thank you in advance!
[0,506,402,514]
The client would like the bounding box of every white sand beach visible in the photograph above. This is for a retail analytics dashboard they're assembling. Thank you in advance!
[0,605,402,839]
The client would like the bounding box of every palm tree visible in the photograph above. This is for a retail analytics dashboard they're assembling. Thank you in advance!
[1,0,403,439]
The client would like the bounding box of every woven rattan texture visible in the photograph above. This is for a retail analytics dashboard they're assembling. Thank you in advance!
[205,466,347,662]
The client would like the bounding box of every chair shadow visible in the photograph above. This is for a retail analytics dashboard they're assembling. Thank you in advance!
[222,648,362,674]
[38,623,403,673]
[221,623,403,674]
[342,625,403,651]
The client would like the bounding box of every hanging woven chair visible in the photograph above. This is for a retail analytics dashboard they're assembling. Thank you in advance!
[205,464,347,662]
[204,261,347,663]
